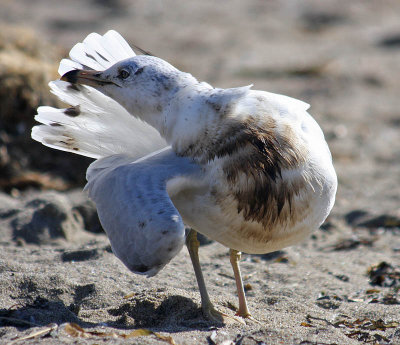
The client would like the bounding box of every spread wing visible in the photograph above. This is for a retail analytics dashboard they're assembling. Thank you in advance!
[84,147,202,277]
[32,30,167,160]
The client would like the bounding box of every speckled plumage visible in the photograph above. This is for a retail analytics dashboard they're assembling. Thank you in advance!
[32,31,337,281]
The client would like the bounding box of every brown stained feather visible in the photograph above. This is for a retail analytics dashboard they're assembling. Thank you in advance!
[59,136,80,152]
[183,114,310,231]
[221,118,309,228]
[64,105,81,117]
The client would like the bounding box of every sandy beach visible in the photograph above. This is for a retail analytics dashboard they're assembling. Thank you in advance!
[0,1,399,344]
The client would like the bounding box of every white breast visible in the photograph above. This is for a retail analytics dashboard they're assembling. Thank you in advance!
[169,89,337,254]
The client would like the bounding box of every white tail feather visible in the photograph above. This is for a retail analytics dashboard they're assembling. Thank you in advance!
[33,30,167,160]
[58,59,83,76]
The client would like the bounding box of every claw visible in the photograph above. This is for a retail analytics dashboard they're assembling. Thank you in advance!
[235,311,261,324]
[203,304,245,325]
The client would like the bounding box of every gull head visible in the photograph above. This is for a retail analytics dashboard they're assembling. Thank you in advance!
[61,55,197,129]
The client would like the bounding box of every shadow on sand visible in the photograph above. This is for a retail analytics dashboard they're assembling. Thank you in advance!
[0,294,222,334]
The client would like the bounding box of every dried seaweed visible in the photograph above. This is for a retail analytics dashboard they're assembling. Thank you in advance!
[328,236,375,251]
[63,323,178,344]
[7,323,57,344]
[304,315,398,344]
[367,262,400,288]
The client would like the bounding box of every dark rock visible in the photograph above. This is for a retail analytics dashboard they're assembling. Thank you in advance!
[344,210,400,229]
[67,190,103,233]
[92,0,128,15]
[301,11,346,32]
[358,214,400,229]
[344,210,369,226]
[10,192,84,244]
[0,192,20,219]
[330,236,375,251]
[61,249,100,262]
[378,34,400,49]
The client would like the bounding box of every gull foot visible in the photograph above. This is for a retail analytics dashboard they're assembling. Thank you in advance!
[203,305,245,325]
[235,311,261,324]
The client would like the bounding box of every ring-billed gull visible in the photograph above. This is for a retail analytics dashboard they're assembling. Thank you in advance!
[32,30,337,323]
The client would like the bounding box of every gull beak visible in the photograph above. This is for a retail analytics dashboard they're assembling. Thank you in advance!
[60,69,113,87]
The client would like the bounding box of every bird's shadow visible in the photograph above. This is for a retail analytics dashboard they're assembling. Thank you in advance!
[0,294,221,334]
[107,295,219,332]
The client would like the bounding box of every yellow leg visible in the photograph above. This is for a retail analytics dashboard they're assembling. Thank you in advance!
[230,249,256,320]
[186,230,244,324]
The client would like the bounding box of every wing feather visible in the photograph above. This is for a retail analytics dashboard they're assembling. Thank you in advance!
[85,148,201,277]
[32,30,167,159]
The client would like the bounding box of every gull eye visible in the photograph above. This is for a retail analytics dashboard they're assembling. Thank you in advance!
[119,69,130,79]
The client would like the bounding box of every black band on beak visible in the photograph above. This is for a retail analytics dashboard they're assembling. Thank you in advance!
[60,69,82,83]
[60,69,115,87]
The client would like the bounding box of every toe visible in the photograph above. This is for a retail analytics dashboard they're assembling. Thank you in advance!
[204,306,245,325]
